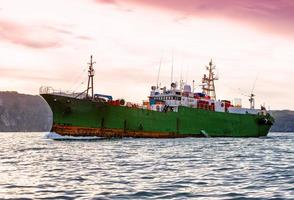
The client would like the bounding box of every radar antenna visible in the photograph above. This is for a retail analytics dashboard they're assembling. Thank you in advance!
[240,75,258,109]
[240,92,255,109]
[86,55,95,99]
[249,93,255,109]
[202,59,218,100]
[249,75,258,109]
[170,49,174,89]
[156,56,162,89]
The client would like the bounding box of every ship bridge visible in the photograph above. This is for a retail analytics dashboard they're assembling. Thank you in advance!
[148,85,207,112]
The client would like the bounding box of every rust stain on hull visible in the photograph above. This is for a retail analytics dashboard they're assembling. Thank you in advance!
[52,124,205,138]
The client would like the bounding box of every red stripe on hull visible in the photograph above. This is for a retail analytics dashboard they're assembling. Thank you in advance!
[52,124,205,138]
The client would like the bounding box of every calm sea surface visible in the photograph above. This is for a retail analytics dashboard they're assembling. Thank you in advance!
[0,132,293,200]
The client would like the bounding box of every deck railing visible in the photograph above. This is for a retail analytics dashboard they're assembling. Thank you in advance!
[39,86,86,99]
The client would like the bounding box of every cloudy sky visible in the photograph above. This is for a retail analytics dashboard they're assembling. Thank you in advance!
[1,0,294,110]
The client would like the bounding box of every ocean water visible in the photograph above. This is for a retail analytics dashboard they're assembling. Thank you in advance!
[0,132,293,200]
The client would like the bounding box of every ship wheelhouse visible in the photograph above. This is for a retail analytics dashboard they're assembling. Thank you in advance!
[148,86,206,112]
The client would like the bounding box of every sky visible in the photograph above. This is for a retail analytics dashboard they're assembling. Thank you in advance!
[0,0,294,110]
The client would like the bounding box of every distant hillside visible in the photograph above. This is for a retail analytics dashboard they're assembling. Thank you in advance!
[0,91,52,132]
[270,110,294,132]
[0,91,293,132]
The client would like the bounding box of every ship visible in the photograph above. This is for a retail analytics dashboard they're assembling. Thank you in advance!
[40,56,274,138]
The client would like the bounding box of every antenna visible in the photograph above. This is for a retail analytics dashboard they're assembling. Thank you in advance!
[251,74,258,94]
[185,65,189,83]
[171,49,174,88]
[156,56,162,88]
[249,93,255,109]
[180,68,183,91]
[249,74,258,109]
[180,65,183,82]
[86,55,95,99]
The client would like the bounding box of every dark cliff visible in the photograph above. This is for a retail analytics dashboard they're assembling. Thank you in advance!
[0,92,52,132]
[270,110,294,132]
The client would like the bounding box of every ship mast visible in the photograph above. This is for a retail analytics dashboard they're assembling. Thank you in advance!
[86,55,95,99]
[249,94,255,109]
[202,59,218,100]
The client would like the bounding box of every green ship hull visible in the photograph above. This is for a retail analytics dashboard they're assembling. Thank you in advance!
[41,94,274,138]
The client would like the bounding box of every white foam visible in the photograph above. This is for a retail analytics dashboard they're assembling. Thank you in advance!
[44,132,105,140]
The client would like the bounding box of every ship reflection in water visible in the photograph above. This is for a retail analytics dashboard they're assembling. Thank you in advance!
[0,132,293,199]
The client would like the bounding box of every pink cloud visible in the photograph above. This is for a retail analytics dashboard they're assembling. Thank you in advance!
[46,26,73,35]
[94,0,294,37]
[76,35,93,41]
[95,0,117,4]
[0,19,62,49]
